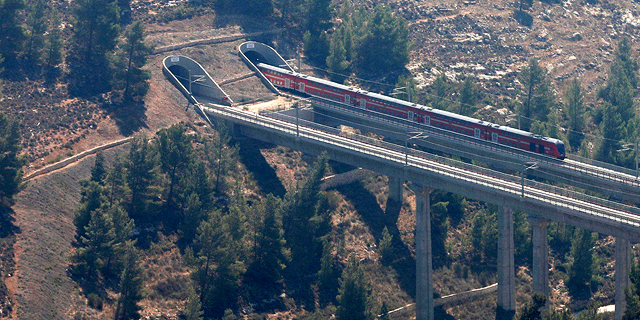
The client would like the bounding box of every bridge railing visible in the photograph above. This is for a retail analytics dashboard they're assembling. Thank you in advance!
[251,108,640,227]
[310,97,640,187]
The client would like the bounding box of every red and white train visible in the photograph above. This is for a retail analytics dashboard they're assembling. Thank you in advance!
[257,63,566,159]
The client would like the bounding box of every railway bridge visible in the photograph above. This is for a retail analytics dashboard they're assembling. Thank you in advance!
[163,48,640,320]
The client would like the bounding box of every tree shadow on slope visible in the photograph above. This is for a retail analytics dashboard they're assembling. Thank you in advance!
[336,181,416,298]
[105,101,149,136]
[235,139,287,198]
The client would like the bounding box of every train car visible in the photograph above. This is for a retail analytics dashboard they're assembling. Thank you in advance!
[257,63,566,159]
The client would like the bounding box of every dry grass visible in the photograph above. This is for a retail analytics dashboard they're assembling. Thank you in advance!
[11,145,130,320]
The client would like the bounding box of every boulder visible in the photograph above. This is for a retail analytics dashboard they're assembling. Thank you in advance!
[568,32,582,41]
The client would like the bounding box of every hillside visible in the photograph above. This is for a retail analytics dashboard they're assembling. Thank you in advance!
[1,0,640,319]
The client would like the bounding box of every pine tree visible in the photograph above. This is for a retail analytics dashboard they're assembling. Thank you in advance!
[114,241,145,320]
[575,302,603,320]
[518,58,555,131]
[595,102,624,164]
[336,256,371,320]
[110,205,134,247]
[126,134,157,220]
[543,308,572,320]
[73,209,117,280]
[355,5,410,75]
[515,293,546,320]
[186,160,213,210]
[24,0,47,66]
[179,193,203,243]
[183,287,204,320]
[91,151,107,184]
[597,37,639,150]
[318,239,335,304]
[379,303,389,320]
[68,0,120,95]
[0,112,26,208]
[470,209,486,260]
[157,124,192,209]
[247,194,289,284]
[105,157,128,207]
[459,77,479,115]
[624,257,640,320]
[112,21,154,103]
[101,205,135,277]
[395,74,418,103]
[206,123,237,193]
[118,0,132,24]
[0,0,26,65]
[433,73,450,110]
[0,54,3,98]
[378,226,394,262]
[327,33,349,83]
[566,228,594,294]
[565,77,585,148]
[193,211,245,318]
[303,0,332,65]
[305,0,331,34]
[46,8,63,75]
[283,153,329,279]
[74,180,106,239]
[304,30,330,66]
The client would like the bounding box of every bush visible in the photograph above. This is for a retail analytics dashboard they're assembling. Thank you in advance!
[87,293,103,310]
[378,226,394,262]
[151,275,190,300]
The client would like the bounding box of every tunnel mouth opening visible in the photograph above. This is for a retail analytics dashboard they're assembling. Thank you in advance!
[244,51,270,67]
[168,65,190,89]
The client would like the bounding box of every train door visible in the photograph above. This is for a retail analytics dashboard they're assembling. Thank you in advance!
[408,111,414,121]
[492,132,498,142]
[359,98,366,108]
[538,144,545,154]
[345,94,351,105]
[530,142,536,152]
[425,116,431,125]
[299,82,305,92]
[474,128,480,138]
[285,78,291,89]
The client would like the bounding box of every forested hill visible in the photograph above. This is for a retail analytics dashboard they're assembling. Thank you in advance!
[1,0,640,319]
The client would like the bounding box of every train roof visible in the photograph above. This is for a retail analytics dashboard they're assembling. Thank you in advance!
[256,63,564,145]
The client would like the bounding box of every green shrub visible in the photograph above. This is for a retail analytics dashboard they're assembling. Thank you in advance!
[86,293,103,310]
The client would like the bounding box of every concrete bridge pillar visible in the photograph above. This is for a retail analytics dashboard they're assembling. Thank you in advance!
[225,120,241,138]
[615,238,631,320]
[415,185,434,320]
[497,206,516,318]
[388,176,404,204]
[529,216,549,302]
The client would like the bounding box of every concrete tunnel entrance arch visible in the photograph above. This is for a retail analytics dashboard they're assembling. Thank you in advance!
[162,55,232,106]
[243,51,269,66]
[238,41,294,93]
[167,65,190,90]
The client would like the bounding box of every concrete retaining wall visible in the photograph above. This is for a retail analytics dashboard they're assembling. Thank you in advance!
[380,283,498,319]
[153,29,285,54]
[23,137,133,181]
